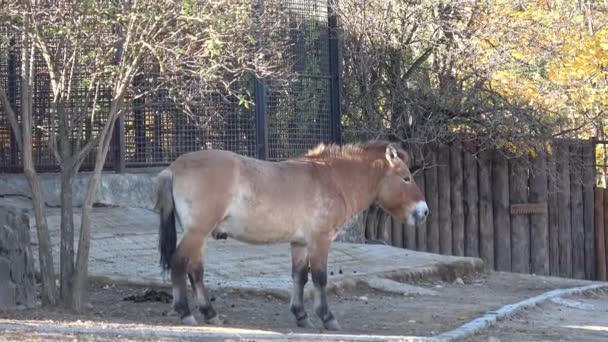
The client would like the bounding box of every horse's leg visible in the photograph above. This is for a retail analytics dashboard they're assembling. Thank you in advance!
[309,237,341,331]
[171,231,207,325]
[188,254,222,325]
[170,249,196,325]
[290,242,313,328]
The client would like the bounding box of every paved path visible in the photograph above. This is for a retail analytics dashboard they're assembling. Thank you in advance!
[27,206,482,296]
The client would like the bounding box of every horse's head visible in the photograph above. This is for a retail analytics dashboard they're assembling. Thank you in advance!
[375,144,428,226]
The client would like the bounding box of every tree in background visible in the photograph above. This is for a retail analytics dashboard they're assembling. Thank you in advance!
[0,0,293,311]
[337,0,606,167]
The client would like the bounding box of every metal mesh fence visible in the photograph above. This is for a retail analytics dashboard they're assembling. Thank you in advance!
[0,0,339,172]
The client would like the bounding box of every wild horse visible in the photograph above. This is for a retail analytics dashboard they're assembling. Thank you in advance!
[156,140,428,330]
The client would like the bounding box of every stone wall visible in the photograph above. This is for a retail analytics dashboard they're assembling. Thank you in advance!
[0,206,35,309]
[0,171,365,243]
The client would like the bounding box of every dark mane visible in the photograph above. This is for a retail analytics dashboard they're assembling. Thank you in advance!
[302,140,408,163]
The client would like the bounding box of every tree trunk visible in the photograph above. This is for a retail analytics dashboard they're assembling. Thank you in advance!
[59,170,75,305]
[19,33,58,305]
[71,107,119,311]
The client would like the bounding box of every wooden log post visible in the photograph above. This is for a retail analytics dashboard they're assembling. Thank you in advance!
[570,143,586,279]
[529,153,549,276]
[547,147,560,276]
[463,143,479,258]
[557,142,572,278]
[392,216,404,248]
[365,206,379,241]
[438,144,452,255]
[425,149,440,254]
[478,149,494,269]
[379,212,392,244]
[582,141,596,279]
[594,188,606,281]
[604,188,608,279]
[450,142,465,256]
[414,169,426,251]
[493,151,511,272]
[510,155,530,274]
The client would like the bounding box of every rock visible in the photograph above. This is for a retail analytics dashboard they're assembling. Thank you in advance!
[0,206,35,310]
[454,277,465,285]
[335,211,365,243]
[357,296,369,301]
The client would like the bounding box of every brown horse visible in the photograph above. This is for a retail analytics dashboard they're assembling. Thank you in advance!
[156,140,428,330]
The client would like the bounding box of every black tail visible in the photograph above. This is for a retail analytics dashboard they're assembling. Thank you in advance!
[157,170,176,271]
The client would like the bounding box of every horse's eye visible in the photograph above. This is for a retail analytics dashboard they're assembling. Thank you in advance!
[403,176,411,183]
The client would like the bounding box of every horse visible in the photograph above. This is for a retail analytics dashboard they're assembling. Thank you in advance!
[156,139,428,331]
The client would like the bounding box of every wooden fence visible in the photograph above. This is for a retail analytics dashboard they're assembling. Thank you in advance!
[363,139,605,280]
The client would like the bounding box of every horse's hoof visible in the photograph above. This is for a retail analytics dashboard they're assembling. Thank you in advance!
[181,315,198,326]
[205,315,224,325]
[296,317,314,329]
[323,319,341,331]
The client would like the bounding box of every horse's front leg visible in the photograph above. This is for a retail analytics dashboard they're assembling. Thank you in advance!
[290,242,313,328]
[309,237,341,331]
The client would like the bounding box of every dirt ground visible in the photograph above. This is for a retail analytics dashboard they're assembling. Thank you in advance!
[0,271,601,341]
[465,288,608,342]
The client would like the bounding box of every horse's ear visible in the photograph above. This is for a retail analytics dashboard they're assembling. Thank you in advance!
[385,144,399,167]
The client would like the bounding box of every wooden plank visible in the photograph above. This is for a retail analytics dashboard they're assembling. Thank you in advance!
[425,149,439,254]
[529,153,549,276]
[365,206,379,241]
[493,151,511,272]
[604,189,608,280]
[570,143,586,279]
[438,144,452,255]
[509,156,530,274]
[594,188,606,281]
[463,143,479,258]
[557,142,572,278]
[392,216,404,248]
[547,150,560,276]
[379,211,392,244]
[582,141,595,279]
[478,149,494,269]
[414,169,426,251]
[450,142,465,256]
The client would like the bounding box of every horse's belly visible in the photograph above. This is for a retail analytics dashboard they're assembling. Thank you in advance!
[215,215,302,245]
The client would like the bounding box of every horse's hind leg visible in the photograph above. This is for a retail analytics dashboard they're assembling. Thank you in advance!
[188,253,222,325]
[171,231,208,325]
[170,249,197,325]
[290,243,313,328]
[309,237,341,331]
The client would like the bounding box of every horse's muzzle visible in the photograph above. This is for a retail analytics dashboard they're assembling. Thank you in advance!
[408,201,429,225]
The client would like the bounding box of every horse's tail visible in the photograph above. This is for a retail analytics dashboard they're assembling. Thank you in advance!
[156,169,176,271]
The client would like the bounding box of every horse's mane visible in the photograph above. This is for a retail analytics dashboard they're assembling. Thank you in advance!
[302,140,408,162]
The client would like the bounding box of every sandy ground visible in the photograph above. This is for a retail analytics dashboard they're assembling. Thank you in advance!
[464,288,608,342]
[0,271,602,341]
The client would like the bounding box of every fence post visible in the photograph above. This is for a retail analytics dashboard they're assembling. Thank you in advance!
[254,78,268,160]
[328,0,341,145]
[113,116,125,173]
[254,0,268,160]
[594,188,606,281]
[583,139,596,279]
[8,37,19,166]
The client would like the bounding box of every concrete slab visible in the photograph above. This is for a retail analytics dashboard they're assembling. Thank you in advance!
[24,206,483,297]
